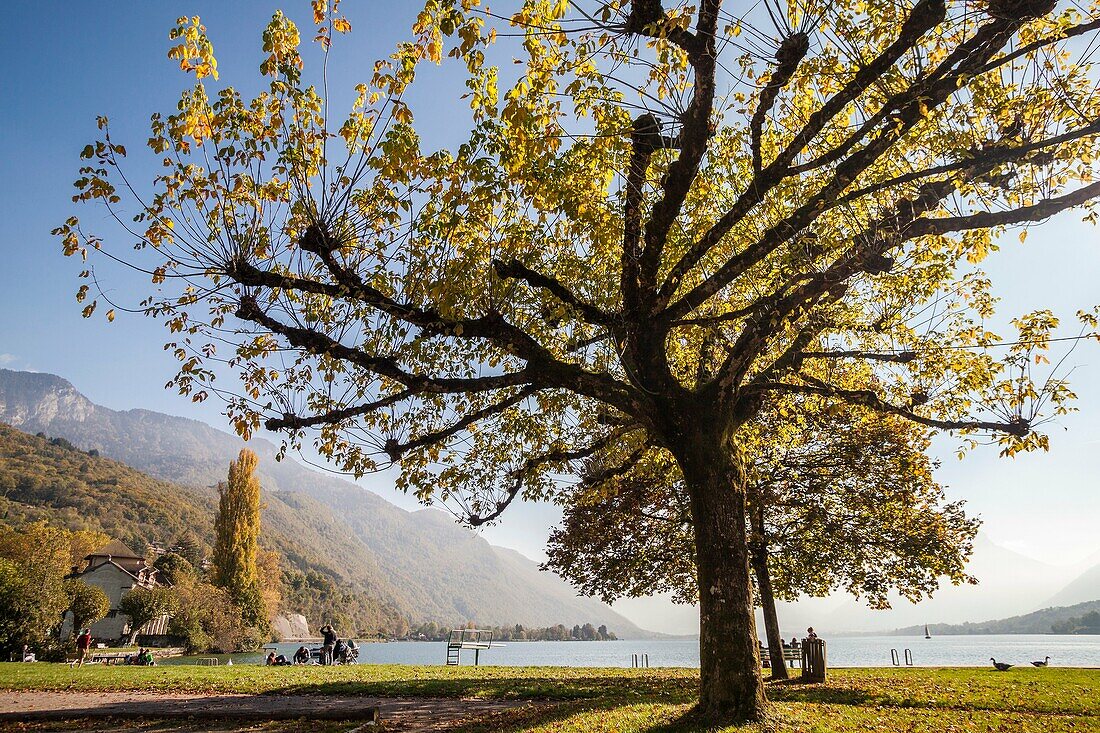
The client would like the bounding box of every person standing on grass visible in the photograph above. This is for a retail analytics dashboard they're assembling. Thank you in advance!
[320,624,338,665]
[75,629,92,666]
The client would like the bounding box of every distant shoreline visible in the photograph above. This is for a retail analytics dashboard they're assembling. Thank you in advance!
[832,631,1100,637]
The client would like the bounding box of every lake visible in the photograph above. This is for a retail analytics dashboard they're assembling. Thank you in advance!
[162,634,1100,668]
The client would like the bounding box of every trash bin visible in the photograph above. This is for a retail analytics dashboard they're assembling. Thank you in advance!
[801,638,826,682]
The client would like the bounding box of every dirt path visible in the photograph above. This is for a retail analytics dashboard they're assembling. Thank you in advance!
[0,691,545,731]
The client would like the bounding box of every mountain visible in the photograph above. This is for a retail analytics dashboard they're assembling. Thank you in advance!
[801,533,1081,633]
[1045,562,1100,608]
[888,599,1100,635]
[0,422,414,632]
[0,368,649,636]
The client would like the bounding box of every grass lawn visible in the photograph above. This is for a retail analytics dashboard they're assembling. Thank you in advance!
[0,663,1096,732]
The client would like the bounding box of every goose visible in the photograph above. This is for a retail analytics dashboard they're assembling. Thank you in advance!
[991,658,1013,671]
[1031,656,1050,667]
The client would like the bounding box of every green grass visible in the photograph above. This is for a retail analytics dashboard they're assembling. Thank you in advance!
[0,664,1097,732]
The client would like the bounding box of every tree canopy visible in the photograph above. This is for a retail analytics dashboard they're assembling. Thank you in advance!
[64,579,110,636]
[119,586,177,645]
[60,0,1100,721]
[546,403,978,608]
[0,522,109,656]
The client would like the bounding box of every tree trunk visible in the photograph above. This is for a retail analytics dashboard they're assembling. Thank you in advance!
[678,435,768,723]
[749,496,789,680]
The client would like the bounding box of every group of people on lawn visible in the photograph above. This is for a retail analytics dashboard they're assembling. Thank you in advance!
[265,646,310,666]
[66,622,349,668]
[266,624,355,666]
[68,629,153,666]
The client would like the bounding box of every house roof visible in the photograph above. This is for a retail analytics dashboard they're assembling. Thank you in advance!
[86,540,143,560]
[79,558,158,585]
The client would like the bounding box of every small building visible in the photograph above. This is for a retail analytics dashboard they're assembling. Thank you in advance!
[63,540,168,642]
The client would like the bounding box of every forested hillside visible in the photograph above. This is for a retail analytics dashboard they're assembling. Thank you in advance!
[0,369,648,636]
[0,426,212,552]
[0,423,406,635]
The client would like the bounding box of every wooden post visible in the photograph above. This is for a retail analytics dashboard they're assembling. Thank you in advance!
[801,638,826,683]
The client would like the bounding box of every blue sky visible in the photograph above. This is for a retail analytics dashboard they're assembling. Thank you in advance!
[2,2,1099,630]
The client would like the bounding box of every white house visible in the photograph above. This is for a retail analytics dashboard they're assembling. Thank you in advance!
[63,540,167,642]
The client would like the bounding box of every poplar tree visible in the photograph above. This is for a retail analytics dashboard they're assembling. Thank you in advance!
[213,449,265,627]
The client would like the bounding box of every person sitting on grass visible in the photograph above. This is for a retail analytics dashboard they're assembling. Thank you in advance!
[266,651,291,666]
[293,646,310,665]
[141,649,155,666]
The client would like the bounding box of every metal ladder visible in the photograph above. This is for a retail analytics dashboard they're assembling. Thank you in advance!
[446,645,461,666]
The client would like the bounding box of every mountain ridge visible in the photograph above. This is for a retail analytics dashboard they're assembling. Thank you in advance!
[885,599,1100,636]
[0,368,652,637]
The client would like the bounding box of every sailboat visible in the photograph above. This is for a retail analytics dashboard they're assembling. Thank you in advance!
[924,625,932,639]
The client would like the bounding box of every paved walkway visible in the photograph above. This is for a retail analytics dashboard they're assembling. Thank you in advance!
[0,691,541,730]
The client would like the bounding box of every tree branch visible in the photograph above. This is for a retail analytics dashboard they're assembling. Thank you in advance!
[834,118,1100,209]
[235,262,642,415]
[265,388,419,431]
[750,32,810,175]
[754,378,1030,436]
[383,385,542,461]
[492,258,611,326]
[801,349,918,363]
[634,0,721,304]
[235,294,534,394]
[663,11,1026,322]
[905,180,1100,238]
[469,428,633,526]
[623,0,698,53]
[974,17,1100,76]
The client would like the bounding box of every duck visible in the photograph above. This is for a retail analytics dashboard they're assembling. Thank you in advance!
[991,658,1013,671]
[1031,656,1050,667]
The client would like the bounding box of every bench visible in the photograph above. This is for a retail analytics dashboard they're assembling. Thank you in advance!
[89,652,130,665]
[760,646,802,668]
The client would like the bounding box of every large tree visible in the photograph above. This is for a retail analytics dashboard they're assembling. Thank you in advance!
[59,0,1100,721]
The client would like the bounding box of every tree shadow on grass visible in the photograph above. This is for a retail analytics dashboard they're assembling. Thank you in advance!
[0,717,356,733]
[442,699,783,733]
[273,673,698,704]
[764,678,876,707]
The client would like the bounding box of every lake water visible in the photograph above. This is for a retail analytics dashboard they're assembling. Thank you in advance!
[162,635,1100,668]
